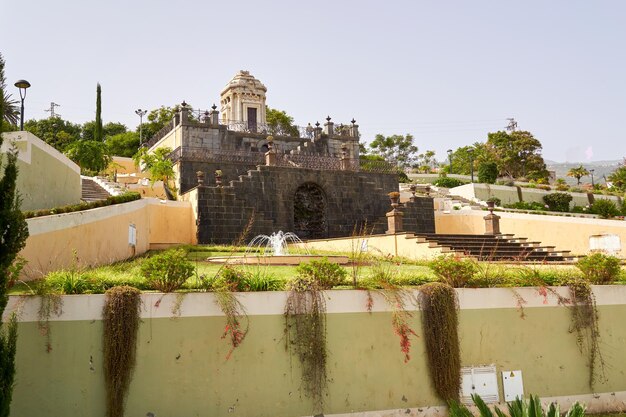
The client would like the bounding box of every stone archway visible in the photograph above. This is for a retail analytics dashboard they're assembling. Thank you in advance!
[293,183,327,239]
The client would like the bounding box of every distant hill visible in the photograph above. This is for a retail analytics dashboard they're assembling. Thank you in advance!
[545,159,623,185]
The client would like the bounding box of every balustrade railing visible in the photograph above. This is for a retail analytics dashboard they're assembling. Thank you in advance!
[168,147,264,165]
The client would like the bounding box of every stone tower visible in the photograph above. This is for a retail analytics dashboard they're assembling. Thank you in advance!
[220,70,267,130]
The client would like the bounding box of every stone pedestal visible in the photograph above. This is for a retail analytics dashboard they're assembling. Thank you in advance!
[386,209,404,234]
[265,150,276,166]
[484,213,501,235]
[340,157,351,171]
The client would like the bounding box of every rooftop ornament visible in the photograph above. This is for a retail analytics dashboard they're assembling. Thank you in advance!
[326,116,331,122]
[351,118,356,125]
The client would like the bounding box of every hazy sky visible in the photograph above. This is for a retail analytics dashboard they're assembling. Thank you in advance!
[2,0,625,163]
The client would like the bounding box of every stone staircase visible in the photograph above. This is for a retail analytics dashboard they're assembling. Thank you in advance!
[81,178,111,202]
[408,233,575,262]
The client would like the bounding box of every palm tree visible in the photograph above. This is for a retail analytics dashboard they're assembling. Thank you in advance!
[0,53,20,126]
[567,165,589,185]
[607,159,626,191]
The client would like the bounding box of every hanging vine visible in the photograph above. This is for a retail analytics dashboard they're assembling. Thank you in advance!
[102,286,141,417]
[567,279,605,390]
[419,282,461,402]
[284,275,327,414]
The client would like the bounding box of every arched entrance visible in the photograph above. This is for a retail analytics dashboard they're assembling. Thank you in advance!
[293,183,327,239]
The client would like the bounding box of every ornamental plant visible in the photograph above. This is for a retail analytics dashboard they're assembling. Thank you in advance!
[576,253,621,284]
[543,192,573,212]
[589,199,620,219]
[296,258,347,289]
[140,249,195,292]
[430,255,476,287]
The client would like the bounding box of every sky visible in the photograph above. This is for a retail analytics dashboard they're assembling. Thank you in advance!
[2,0,625,163]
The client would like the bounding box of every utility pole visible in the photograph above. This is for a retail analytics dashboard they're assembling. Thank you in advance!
[506,118,518,132]
[45,102,61,118]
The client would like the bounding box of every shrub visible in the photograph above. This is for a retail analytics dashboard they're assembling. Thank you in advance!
[477,162,498,184]
[543,192,573,212]
[576,253,621,284]
[450,393,586,417]
[505,201,547,211]
[296,258,347,289]
[46,270,90,294]
[433,177,466,188]
[140,249,195,292]
[210,266,250,291]
[589,199,620,219]
[430,255,476,287]
[24,192,141,218]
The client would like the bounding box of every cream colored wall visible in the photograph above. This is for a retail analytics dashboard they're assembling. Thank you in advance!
[436,210,626,257]
[297,233,444,260]
[147,125,181,153]
[1,131,81,210]
[20,198,194,279]
[4,287,626,417]
[107,156,138,174]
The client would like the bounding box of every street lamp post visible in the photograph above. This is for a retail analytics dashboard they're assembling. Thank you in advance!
[521,158,526,179]
[14,79,31,131]
[468,148,475,183]
[447,149,453,174]
[590,169,595,187]
[135,109,147,146]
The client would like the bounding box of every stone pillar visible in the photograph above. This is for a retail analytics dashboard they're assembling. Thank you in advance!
[340,142,350,170]
[483,203,501,235]
[314,121,322,140]
[180,101,189,124]
[409,184,417,202]
[350,118,359,138]
[323,116,334,136]
[210,104,219,126]
[386,193,404,234]
[265,136,276,166]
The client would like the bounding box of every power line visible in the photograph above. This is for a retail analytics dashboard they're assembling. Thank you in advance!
[45,102,61,118]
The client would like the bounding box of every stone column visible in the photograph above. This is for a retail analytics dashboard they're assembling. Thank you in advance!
[323,116,334,136]
[386,193,404,234]
[340,142,350,170]
[350,119,359,138]
[210,104,219,126]
[180,101,189,124]
[314,122,322,140]
[265,136,276,166]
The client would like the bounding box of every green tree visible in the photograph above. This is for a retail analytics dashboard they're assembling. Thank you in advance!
[486,130,548,180]
[65,140,112,174]
[106,132,140,157]
[478,161,498,184]
[567,165,590,186]
[369,133,418,167]
[24,117,81,151]
[82,121,127,141]
[0,53,29,417]
[607,159,626,191]
[266,107,299,137]
[142,105,184,140]
[449,143,493,176]
[94,83,103,142]
[134,147,176,200]
[414,150,436,173]
[0,54,19,129]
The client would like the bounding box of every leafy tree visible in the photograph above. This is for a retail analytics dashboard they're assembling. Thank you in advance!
[567,165,589,186]
[478,161,498,184]
[266,107,299,137]
[607,159,626,191]
[486,130,548,180]
[106,132,140,157]
[24,117,81,151]
[142,105,187,140]
[0,53,29,417]
[65,140,112,174]
[94,83,103,142]
[134,147,176,200]
[369,133,418,167]
[0,54,19,128]
[449,143,493,176]
[82,121,127,141]
[414,150,436,173]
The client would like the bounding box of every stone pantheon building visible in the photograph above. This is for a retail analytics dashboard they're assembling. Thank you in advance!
[146,70,434,243]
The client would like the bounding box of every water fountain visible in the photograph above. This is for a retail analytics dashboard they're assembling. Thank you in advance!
[206,231,349,265]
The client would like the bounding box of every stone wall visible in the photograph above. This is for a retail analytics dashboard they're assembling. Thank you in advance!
[189,165,434,244]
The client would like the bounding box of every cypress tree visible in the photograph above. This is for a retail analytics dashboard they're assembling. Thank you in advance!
[0,52,29,417]
[94,83,103,141]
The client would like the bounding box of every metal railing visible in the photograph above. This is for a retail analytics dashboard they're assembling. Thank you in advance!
[358,159,398,174]
[144,119,176,149]
[219,119,312,138]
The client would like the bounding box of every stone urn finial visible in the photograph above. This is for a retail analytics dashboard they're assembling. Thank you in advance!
[409,184,416,201]
[388,191,400,209]
[214,169,223,187]
[196,170,205,186]
[487,200,495,214]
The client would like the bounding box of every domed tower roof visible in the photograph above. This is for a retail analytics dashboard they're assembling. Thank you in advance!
[220,70,267,96]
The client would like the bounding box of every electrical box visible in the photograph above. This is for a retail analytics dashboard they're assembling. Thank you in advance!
[502,370,524,402]
[460,365,499,405]
[128,224,137,247]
